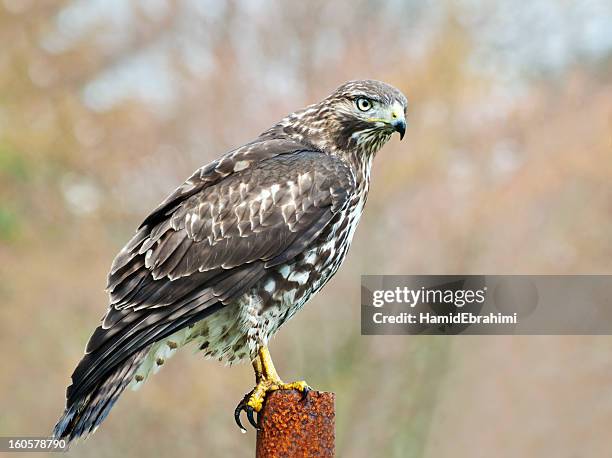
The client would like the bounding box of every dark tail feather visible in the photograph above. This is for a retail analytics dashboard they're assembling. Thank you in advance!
[53,348,148,444]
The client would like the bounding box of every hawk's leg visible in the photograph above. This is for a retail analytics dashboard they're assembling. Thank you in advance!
[234,345,310,432]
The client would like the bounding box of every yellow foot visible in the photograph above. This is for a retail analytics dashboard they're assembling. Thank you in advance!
[278,380,309,393]
[234,378,311,432]
[235,345,311,432]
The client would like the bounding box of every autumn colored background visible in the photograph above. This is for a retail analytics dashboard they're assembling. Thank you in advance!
[1,1,611,457]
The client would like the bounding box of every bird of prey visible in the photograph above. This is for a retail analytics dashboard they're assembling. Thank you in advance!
[53,79,407,443]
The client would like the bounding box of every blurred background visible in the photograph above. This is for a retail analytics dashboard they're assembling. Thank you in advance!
[1,0,611,457]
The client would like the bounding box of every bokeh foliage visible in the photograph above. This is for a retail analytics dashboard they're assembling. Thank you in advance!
[1,1,611,457]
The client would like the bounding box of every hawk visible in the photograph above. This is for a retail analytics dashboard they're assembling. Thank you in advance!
[53,80,408,442]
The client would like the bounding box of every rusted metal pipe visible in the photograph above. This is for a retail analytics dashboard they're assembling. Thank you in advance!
[255,390,335,457]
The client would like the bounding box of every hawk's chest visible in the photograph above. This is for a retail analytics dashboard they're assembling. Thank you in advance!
[319,183,368,272]
[290,161,370,286]
[256,181,369,328]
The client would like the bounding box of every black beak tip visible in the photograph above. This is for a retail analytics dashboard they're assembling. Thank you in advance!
[393,120,406,140]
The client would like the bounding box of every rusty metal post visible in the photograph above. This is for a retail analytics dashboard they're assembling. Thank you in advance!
[255,390,335,457]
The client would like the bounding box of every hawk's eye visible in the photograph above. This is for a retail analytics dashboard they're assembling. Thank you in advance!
[355,97,372,112]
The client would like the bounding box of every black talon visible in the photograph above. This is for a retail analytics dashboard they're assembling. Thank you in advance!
[234,400,247,433]
[246,406,259,430]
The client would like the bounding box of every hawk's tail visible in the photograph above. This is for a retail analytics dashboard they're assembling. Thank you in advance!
[52,348,149,445]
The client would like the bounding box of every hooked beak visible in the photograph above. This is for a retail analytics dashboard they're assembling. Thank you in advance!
[392,119,406,140]
[389,100,407,140]
[367,100,407,140]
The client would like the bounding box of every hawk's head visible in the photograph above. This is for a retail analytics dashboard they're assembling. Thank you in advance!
[270,80,408,157]
[325,79,408,143]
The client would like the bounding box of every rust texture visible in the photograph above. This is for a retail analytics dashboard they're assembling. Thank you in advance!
[255,390,335,458]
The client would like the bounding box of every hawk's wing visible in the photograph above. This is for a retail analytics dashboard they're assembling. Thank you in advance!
[65,141,355,406]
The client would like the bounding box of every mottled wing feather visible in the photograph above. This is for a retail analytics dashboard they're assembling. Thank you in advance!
[136,138,307,230]
[65,146,354,405]
[167,155,348,295]
[109,150,354,302]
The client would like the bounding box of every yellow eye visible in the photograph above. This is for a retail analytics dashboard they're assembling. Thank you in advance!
[356,97,372,111]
